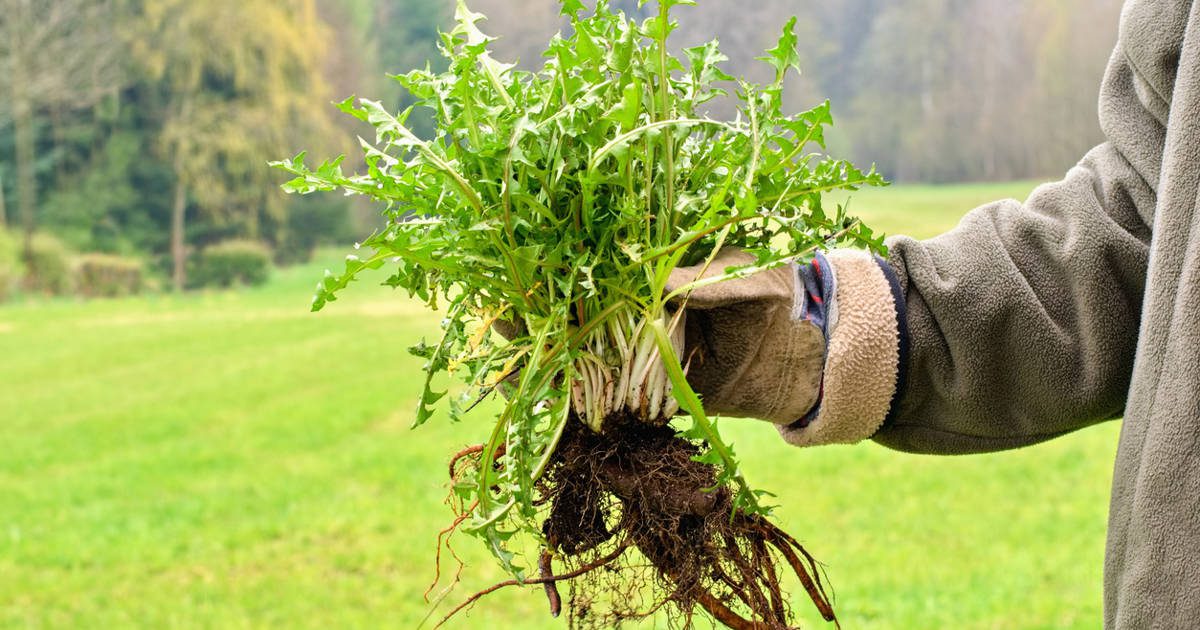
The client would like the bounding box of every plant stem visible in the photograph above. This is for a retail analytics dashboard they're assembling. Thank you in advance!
[650,320,761,514]
[657,0,675,244]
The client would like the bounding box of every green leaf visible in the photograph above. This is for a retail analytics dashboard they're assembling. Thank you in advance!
[309,250,387,312]
[685,40,734,85]
[574,24,602,64]
[559,0,585,16]
[757,16,803,84]
[414,386,448,426]
[335,95,368,122]
[604,81,643,130]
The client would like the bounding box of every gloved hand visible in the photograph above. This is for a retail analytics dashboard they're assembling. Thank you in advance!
[665,247,906,447]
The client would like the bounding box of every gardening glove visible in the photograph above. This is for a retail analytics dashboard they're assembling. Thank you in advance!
[665,247,907,447]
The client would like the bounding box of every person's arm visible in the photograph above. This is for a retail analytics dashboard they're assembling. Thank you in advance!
[873,13,1170,453]
[667,1,1177,452]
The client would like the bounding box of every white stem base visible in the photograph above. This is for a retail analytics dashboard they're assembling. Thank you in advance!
[572,311,686,431]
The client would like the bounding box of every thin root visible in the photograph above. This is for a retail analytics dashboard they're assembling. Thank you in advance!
[424,500,477,602]
[434,540,631,629]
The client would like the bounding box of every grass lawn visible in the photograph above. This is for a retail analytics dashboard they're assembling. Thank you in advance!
[0,180,1119,629]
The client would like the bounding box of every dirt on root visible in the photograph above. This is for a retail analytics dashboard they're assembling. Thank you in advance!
[533,414,837,629]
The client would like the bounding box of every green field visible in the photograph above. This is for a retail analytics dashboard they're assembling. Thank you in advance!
[0,180,1119,629]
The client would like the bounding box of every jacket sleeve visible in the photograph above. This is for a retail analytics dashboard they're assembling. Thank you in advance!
[872,8,1173,454]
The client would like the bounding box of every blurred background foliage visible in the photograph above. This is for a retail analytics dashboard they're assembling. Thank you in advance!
[0,0,1120,299]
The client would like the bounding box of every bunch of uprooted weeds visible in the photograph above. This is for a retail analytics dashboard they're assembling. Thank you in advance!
[273,0,884,627]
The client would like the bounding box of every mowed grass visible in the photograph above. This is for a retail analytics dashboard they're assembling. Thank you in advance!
[0,180,1119,629]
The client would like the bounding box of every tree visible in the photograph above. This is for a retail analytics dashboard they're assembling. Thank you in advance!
[0,0,122,257]
[1023,0,1124,175]
[126,0,333,290]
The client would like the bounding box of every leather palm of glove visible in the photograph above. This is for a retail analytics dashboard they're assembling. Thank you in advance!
[667,247,905,447]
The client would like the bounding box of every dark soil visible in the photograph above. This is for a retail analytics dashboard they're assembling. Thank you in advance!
[533,414,838,629]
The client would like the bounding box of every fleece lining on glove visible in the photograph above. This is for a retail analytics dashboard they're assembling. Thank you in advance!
[779,250,906,447]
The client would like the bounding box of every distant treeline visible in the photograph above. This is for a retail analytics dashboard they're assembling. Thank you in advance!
[474,0,1124,183]
[0,0,447,289]
[0,0,1120,289]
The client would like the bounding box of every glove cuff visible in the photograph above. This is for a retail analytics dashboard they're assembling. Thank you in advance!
[778,249,905,447]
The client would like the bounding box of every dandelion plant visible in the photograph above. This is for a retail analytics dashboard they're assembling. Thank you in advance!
[273,1,884,626]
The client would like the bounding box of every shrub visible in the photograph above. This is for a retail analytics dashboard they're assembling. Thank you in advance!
[0,228,22,301]
[192,239,272,288]
[75,253,144,298]
[25,233,72,295]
